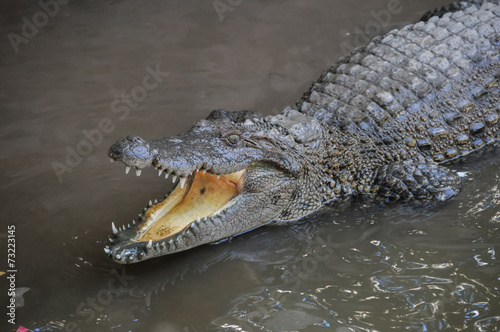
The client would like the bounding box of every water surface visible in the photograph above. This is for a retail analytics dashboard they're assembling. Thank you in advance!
[0,0,499,331]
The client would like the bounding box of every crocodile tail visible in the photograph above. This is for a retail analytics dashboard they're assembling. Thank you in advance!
[420,0,500,22]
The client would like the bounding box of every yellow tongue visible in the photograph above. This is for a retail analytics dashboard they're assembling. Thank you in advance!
[137,170,245,242]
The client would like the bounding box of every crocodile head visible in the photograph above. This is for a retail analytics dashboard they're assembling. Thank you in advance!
[106,108,325,263]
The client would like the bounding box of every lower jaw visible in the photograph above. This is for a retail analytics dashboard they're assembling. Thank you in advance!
[108,196,241,263]
[105,169,245,263]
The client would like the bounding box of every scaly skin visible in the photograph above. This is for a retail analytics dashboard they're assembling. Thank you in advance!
[106,1,500,263]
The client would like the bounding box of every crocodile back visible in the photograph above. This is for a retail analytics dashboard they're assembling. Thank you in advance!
[298,2,500,165]
[420,0,500,22]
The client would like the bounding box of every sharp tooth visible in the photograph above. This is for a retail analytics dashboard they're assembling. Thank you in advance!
[196,169,199,173]
[174,235,185,246]
[158,170,162,176]
[127,224,130,228]
[190,223,199,234]
[161,241,166,247]
[202,170,206,174]
[154,199,158,204]
[125,166,131,174]
[155,243,160,250]
[204,217,208,221]
[119,226,122,232]
[179,177,186,188]
[172,175,177,183]
[132,220,136,225]
[136,169,142,176]
[104,248,110,254]
[138,213,142,218]
[112,222,118,234]
[149,200,153,207]
[110,158,115,163]
[147,240,153,249]
[217,175,221,179]
[165,173,169,180]
[197,217,201,222]
[108,238,114,243]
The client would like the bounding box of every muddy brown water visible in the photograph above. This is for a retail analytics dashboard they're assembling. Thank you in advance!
[1,0,499,331]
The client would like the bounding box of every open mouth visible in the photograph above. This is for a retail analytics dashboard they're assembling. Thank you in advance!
[106,164,246,263]
[136,168,245,242]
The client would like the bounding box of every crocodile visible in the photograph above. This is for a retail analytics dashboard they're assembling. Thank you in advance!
[106,1,500,263]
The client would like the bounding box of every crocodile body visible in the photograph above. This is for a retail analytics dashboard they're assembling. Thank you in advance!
[106,1,500,263]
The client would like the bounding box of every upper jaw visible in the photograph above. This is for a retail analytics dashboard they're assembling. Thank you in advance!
[108,135,262,178]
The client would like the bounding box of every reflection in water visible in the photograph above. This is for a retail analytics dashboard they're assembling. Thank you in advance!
[0,0,499,331]
[211,160,500,331]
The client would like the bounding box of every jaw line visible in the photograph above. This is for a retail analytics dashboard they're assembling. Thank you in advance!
[106,167,246,263]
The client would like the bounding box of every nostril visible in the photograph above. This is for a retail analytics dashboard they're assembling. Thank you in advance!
[194,119,209,127]
[126,135,145,144]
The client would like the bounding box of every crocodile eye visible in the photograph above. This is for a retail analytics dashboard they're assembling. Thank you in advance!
[227,134,241,145]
